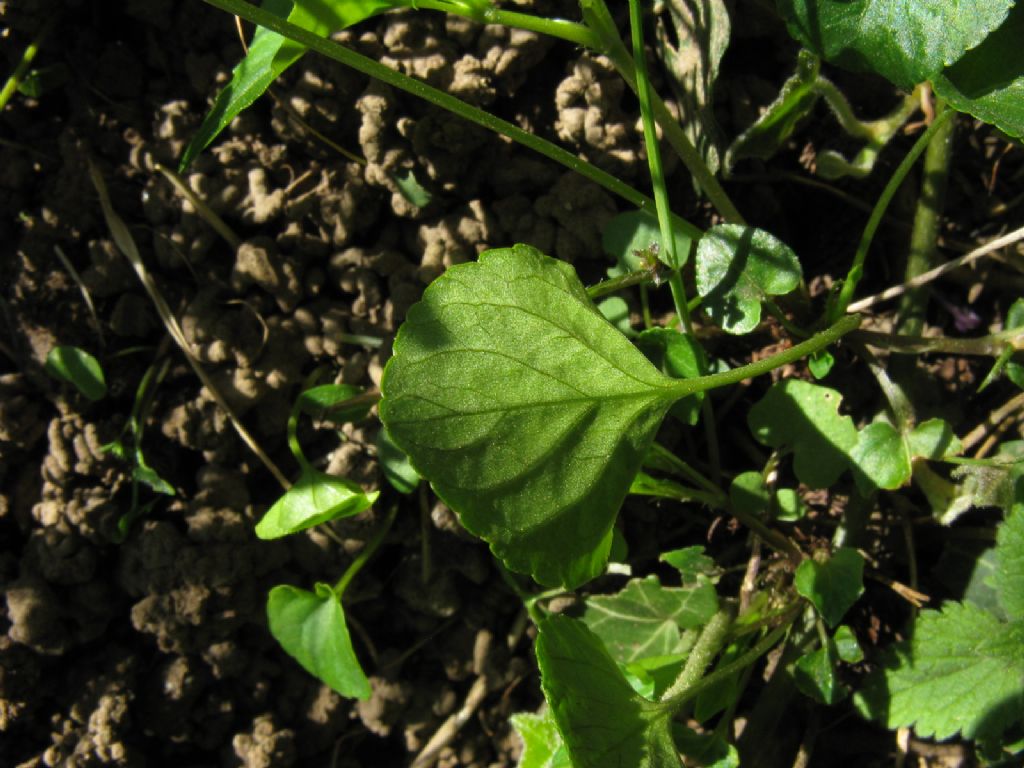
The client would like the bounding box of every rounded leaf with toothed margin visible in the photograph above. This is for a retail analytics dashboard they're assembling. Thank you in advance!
[255,467,378,539]
[379,244,686,588]
[696,225,802,335]
[266,583,371,699]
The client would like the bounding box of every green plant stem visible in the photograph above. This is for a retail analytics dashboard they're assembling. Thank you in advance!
[286,396,311,470]
[672,314,861,398]
[646,442,723,500]
[414,0,599,48]
[586,268,659,300]
[334,504,398,598]
[661,610,796,711]
[200,0,704,242]
[661,607,734,703]
[896,105,956,339]
[850,327,1021,356]
[832,108,956,322]
[0,17,53,111]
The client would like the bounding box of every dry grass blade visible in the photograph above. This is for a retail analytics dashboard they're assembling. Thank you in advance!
[52,244,105,348]
[87,158,290,490]
[154,163,241,249]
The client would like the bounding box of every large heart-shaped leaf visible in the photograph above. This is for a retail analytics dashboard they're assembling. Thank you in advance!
[695,225,802,335]
[380,245,687,588]
[777,0,1013,89]
[267,583,371,699]
[537,615,678,768]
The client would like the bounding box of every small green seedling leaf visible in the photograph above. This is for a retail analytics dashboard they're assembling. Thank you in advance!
[256,467,378,539]
[267,583,371,699]
[510,710,571,768]
[777,0,1013,88]
[180,0,396,169]
[375,427,420,494]
[908,418,963,461]
[602,209,693,272]
[748,380,857,489]
[390,168,432,208]
[850,421,912,495]
[298,383,370,424]
[536,614,679,768]
[793,642,847,705]
[775,488,807,521]
[725,50,820,170]
[380,244,689,588]
[660,546,721,585]
[932,5,1024,140]
[808,349,834,380]
[834,625,864,663]
[45,345,107,401]
[794,548,864,627]
[695,224,802,335]
[581,575,718,663]
[636,328,706,425]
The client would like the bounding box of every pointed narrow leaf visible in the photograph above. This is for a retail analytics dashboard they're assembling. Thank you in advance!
[696,225,802,335]
[748,380,857,489]
[777,0,1013,88]
[298,383,370,425]
[267,583,371,699]
[45,345,106,401]
[850,421,912,495]
[581,575,718,663]
[380,245,686,588]
[537,615,679,768]
[794,548,864,627]
[256,467,378,539]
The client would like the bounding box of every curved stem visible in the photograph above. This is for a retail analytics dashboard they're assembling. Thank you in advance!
[0,17,54,111]
[660,607,734,703]
[200,0,704,240]
[334,504,398,598]
[831,108,956,321]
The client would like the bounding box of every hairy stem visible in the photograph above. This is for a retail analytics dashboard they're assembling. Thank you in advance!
[661,607,734,703]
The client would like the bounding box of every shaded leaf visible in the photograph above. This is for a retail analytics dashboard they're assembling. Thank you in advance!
[391,168,432,208]
[380,245,689,588]
[850,421,912,495]
[834,625,864,663]
[933,5,1024,140]
[777,0,1013,88]
[696,225,802,334]
[601,209,693,272]
[298,383,370,424]
[748,380,857,489]
[660,546,720,584]
[908,418,962,460]
[794,548,864,627]
[45,345,106,401]
[256,467,378,539]
[510,710,571,768]
[267,583,371,699]
[581,575,718,663]
[598,296,635,338]
[673,726,739,768]
[729,471,769,517]
[794,642,847,705]
[536,615,679,768]
[375,427,420,494]
[775,487,807,521]
[636,328,706,424]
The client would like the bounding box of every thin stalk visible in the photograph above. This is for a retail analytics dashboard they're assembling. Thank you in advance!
[896,105,956,338]
[832,108,956,321]
[155,163,242,249]
[414,0,599,49]
[334,504,398,598]
[645,442,723,500]
[0,17,54,111]
[661,607,734,703]
[200,0,703,241]
[670,314,861,398]
[850,326,1021,356]
[586,268,659,300]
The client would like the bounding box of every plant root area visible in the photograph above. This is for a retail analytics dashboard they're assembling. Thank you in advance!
[1,2,1021,767]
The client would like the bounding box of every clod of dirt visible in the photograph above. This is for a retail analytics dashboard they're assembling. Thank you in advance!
[232,236,303,313]
[415,201,498,284]
[534,172,617,263]
[356,677,412,737]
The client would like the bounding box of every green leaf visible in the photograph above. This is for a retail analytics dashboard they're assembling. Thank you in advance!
[695,225,802,335]
[298,383,370,425]
[729,471,770,517]
[660,546,721,585]
[673,726,739,768]
[908,418,962,460]
[180,0,395,169]
[624,654,691,701]
[834,625,864,663]
[133,456,175,497]
[267,583,371,699]
[794,548,864,627]
[994,502,1024,620]
[380,244,687,588]
[375,427,420,495]
[256,467,378,539]
[1005,298,1024,387]
[510,710,571,768]
[933,5,1024,140]
[808,349,834,380]
[602,209,693,272]
[635,328,706,425]
[45,345,107,401]
[390,168,432,208]
[855,602,1024,746]
[775,488,807,521]
[725,50,820,170]
[580,575,718,663]
[598,296,635,338]
[748,380,858,489]
[536,615,679,768]
[850,421,912,495]
[793,643,847,705]
[777,0,1013,89]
